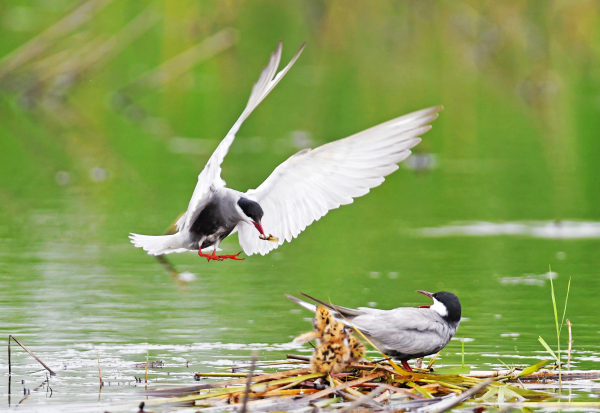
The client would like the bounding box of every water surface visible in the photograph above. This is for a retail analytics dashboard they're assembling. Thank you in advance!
[1,1,600,411]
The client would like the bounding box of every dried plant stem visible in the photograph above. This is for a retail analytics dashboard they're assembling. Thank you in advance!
[418,379,493,413]
[239,354,258,413]
[286,354,311,362]
[303,373,381,402]
[567,319,573,371]
[97,352,103,385]
[337,386,385,413]
[145,350,149,383]
[8,335,56,376]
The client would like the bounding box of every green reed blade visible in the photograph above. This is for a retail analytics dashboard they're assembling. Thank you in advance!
[559,276,571,336]
[538,336,558,361]
[516,359,551,378]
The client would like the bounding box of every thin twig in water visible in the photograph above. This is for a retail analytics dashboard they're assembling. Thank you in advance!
[286,354,311,362]
[145,349,149,384]
[240,353,258,413]
[567,319,573,371]
[8,336,56,376]
[97,352,103,385]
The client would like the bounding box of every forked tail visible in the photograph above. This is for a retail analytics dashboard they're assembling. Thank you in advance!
[129,233,189,255]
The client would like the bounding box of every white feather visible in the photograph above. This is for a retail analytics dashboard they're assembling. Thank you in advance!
[237,106,442,256]
[430,297,448,317]
[129,233,189,255]
[178,41,305,231]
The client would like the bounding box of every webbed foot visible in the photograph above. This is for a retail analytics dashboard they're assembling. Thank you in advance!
[198,249,244,262]
[219,252,244,261]
[198,249,220,262]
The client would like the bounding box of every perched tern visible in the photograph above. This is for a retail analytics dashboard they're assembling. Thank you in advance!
[286,291,461,372]
[130,41,442,260]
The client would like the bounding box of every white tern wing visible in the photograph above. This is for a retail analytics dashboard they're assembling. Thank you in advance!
[237,106,442,255]
[177,41,305,231]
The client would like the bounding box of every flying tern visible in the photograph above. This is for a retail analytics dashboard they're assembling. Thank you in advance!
[130,41,442,260]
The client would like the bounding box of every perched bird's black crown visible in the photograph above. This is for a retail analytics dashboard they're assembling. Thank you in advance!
[238,198,264,223]
[433,291,461,323]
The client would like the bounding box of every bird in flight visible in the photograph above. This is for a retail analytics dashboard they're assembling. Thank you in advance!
[130,41,441,261]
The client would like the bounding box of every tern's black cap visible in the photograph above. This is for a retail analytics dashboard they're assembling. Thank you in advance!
[433,291,461,323]
[238,198,264,223]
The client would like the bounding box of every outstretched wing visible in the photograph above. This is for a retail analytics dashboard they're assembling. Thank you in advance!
[237,106,442,255]
[177,41,305,231]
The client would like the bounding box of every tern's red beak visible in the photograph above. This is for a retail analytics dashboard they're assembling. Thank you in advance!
[252,221,266,236]
[416,290,433,308]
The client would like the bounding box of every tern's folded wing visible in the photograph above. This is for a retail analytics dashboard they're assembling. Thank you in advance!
[354,308,455,356]
[238,106,442,255]
[177,41,305,231]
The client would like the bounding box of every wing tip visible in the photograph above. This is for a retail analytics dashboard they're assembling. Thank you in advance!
[296,41,307,56]
[274,39,283,57]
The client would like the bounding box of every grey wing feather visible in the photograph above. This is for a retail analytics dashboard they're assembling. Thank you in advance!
[178,41,305,231]
[285,294,317,313]
[238,106,442,255]
[299,292,365,318]
[353,308,455,356]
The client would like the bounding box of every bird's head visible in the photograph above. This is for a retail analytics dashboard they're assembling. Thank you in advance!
[237,198,265,236]
[416,290,461,323]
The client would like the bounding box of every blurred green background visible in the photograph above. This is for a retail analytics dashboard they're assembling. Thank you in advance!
[1,0,600,405]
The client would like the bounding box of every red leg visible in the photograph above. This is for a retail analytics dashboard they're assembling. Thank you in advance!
[198,249,244,262]
[198,248,220,262]
[219,252,244,261]
[401,360,413,372]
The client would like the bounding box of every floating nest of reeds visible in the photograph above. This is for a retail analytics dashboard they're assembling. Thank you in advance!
[142,354,600,412]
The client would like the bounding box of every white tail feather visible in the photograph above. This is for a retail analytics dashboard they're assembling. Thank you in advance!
[129,233,189,256]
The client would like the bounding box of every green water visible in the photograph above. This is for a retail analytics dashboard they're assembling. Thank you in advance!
[1,0,600,410]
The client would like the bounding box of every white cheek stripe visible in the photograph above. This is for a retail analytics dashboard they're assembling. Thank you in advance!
[431,298,448,317]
